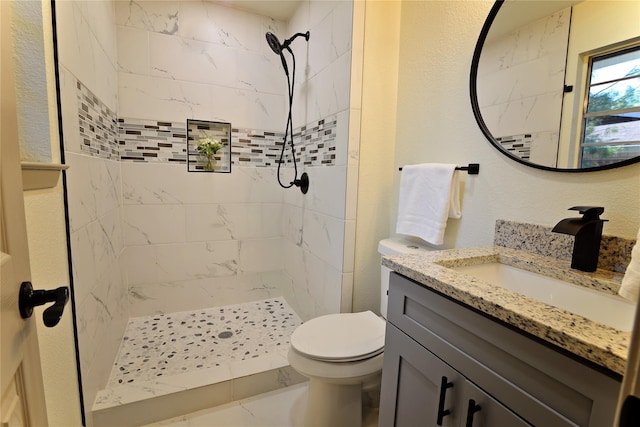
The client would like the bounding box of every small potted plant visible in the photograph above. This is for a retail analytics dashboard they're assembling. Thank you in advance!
[196,136,225,171]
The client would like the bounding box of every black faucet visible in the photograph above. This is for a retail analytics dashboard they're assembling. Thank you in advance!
[552,206,608,272]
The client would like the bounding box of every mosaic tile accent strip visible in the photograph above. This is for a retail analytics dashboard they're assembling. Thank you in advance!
[494,219,636,273]
[76,80,119,159]
[232,129,286,167]
[297,115,338,166]
[118,118,188,163]
[117,116,338,167]
[107,298,302,387]
[496,133,532,161]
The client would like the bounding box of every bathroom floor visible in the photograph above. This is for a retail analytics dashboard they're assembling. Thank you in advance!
[108,298,302,386]
[143,383,380,427]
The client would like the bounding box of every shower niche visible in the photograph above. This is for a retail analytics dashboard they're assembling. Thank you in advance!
[187,119,232,173]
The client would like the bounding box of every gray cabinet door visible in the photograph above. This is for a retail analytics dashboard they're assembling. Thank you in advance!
[380,323,461,427]
[380,323,531,427]
[460,380,530,427]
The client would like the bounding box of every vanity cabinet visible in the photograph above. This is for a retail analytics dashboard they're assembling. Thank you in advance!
[379,272,621,427]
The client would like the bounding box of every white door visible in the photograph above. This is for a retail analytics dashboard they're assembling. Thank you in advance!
[1,0,49,425]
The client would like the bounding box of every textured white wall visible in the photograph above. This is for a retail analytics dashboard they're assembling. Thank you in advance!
[11,0,52,162]
[353,0,640,315]
[353,0,401,313]
[392,0,640,248]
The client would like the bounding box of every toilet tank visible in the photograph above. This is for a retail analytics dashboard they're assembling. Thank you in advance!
[378,237,437,318]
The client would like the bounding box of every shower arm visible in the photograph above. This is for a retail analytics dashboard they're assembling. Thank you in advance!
[281,32,310,50]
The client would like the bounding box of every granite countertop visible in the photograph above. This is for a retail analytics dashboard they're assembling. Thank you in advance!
[382,245,631,376]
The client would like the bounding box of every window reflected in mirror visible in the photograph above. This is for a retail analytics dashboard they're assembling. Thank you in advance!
[581,47,640,168]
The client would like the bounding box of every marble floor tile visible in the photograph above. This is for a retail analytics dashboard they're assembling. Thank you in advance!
[143,383,380,427]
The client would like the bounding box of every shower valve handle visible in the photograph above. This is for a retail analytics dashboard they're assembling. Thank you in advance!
[292,172,309,194]
[19,281,69,327]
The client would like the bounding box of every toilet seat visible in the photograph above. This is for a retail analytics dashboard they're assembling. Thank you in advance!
[290,311,385,362]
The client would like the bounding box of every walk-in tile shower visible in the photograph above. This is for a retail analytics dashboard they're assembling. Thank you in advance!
[55,0,362,424]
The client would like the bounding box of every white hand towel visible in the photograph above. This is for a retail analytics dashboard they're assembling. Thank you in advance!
[396,163,461,246]
[619,227,640,303]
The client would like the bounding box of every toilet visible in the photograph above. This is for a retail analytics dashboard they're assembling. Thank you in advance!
[287,237,435,427]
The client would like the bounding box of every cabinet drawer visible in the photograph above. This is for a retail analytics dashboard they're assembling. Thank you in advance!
[386,272,620,427]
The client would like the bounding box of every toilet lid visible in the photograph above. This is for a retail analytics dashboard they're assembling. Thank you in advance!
[290,311,385,362]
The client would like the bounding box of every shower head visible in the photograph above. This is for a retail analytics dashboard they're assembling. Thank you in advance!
[265,32,282,55]
[265,32,288,76]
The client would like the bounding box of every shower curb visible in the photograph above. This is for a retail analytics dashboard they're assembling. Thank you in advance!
[91,363,305,427]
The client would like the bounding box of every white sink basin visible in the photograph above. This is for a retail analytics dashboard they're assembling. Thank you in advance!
[452,262,636,331]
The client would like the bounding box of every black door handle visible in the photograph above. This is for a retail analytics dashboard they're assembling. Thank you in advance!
[19,281,69,327]
[437,376,454,425]
[465,399,481,427]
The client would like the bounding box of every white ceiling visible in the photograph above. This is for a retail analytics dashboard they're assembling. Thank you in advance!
[214,0,301,21]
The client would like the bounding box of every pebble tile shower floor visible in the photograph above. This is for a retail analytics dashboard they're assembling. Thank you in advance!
[107,298,302,387]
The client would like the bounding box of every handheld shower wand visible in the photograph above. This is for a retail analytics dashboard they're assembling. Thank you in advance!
[265,31,311,194]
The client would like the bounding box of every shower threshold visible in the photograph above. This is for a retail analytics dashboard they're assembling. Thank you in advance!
[91,297,305,427]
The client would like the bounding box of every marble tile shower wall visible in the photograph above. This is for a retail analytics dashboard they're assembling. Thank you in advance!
[72,77,344,321]
[115,0,288,130]
[118,132,349,322]
[55,1,126,422]
[114,0,357,321]
[64,151,128,413]
[120,158,352,323]
[115,1,355,129]
[121,162,287,317]
[476,7,570,168]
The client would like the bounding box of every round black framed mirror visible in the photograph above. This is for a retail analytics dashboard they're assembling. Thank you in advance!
[470,0,640,172]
